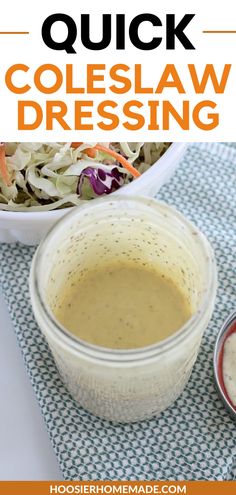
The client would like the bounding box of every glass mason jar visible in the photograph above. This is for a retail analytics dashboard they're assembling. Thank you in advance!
[30,196,217,423]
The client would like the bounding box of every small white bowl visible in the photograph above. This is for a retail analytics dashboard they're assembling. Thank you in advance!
[0,143,186,245]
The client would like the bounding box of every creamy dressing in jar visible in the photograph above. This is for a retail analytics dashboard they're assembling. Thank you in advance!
[30,196,217,422]
[54,263,192,349]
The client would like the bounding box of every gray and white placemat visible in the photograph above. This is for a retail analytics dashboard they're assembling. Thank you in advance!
[0,142,235,480]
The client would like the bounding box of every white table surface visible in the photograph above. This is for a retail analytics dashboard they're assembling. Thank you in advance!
[0,292,62,480]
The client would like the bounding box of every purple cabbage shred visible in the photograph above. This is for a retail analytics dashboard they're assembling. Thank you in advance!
[77,166,124,196]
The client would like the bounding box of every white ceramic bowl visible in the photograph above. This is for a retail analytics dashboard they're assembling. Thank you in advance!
[0,143,186,245]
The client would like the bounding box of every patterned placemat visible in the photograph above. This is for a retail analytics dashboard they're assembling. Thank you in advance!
[0,142,235,480]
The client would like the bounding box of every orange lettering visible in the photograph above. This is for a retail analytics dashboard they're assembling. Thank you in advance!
[66,64,84,93]
[18,101,42,130]
[156,65,185,93]
[148,101,159,130]
[75,101,94,130]
[163,100,189,130]
[135,64,153,93]
[189,64,231,94]
[6,64,30,94]
[46,101,71,130]
[123,100,144,130]
[97,100,119,130]
[109,64,131,94]
[34,65,63,94]
[87,65,105,94]
[192,100,219,130]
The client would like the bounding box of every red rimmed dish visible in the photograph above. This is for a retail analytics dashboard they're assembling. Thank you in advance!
[214,311,236,420]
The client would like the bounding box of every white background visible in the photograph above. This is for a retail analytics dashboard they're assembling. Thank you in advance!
[0,0,236,140]
[0,0,236,480]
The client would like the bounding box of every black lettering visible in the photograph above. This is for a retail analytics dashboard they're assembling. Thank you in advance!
[166,14,195,49]
[81,14,111,50]
[116,14,125,49]
[42,13,77,54]
[129,14,162,50]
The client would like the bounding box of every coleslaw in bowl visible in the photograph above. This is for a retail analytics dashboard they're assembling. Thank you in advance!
[0,142,186,244]
[0,142,170,211]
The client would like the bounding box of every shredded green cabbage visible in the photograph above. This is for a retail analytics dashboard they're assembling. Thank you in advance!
[0,142,170,211]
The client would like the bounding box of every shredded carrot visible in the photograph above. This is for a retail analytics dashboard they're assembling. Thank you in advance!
[71,142,97,158]
[71,142,141,178]
[71,142,83,148]
[0,143,11,186]
[94,145,141,178]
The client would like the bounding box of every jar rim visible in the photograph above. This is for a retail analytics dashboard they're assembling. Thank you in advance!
[30,195,217,364]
